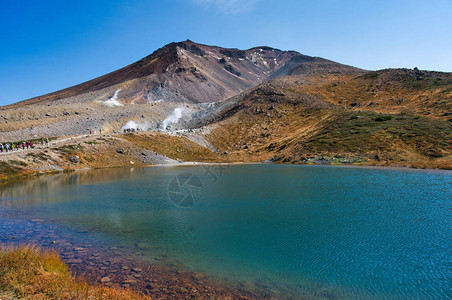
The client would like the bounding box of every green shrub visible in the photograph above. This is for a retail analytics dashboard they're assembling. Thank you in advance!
[375,115,393,122]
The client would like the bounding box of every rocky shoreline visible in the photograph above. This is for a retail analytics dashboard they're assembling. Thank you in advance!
[0,132,449,188]
[0,210,268,299]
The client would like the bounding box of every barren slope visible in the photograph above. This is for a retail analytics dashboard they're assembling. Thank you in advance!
[4,41,294,108]
[4,40,362,109]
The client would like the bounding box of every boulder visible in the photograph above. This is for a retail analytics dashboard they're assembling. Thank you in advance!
[69,156,80,163]
[100,277,111,283]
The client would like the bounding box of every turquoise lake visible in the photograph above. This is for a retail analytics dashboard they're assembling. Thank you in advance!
[1,165,451,298]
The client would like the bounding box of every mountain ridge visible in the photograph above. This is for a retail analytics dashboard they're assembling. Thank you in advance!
[3,40,362,108]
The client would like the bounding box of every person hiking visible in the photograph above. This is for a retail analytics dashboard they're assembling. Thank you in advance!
[22,142,26,150]
[5,143,10,152]
[0,143,3,153]
[30,141,34,148]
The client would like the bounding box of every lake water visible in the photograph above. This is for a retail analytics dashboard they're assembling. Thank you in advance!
[1,165,451,298]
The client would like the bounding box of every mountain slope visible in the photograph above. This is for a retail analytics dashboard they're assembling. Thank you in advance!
[268,54,363,79]
[301,68,452,120]
[5,40,362,108]
[202,71,452,169]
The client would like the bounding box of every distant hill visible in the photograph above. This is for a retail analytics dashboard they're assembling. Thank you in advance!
[268,54,362,79]
[201,70,451,169]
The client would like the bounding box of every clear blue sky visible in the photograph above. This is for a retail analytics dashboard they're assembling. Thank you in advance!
[1,0,451,106]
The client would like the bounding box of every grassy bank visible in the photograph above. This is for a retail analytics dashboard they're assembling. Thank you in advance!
[0,244,149,299]
[121,132,227,163]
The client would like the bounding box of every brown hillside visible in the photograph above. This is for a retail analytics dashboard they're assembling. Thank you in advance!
[204,73,452,169]
[301,68,452,120]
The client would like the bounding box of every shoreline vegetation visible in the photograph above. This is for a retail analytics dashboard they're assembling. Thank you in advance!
[0,244,148,299]
[0,241,262,299]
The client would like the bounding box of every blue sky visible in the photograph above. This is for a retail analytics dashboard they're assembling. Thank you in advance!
[0,0,451,106]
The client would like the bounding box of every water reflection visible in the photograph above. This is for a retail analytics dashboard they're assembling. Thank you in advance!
[0,167,144,208]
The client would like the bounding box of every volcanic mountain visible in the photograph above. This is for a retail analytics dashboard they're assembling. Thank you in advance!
[6,40,362,108]
[0,40,450,172]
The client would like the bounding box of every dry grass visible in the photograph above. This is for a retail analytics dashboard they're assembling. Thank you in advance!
[206,75,452,169]
[0,244,149,300]
[0,161,35,183]
[122,132,228,163]
[300,70,452,120]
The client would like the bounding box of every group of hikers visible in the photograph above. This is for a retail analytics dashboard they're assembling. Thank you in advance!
[0,138,50,153]
[88,129,102,135]
[123,128,140,133]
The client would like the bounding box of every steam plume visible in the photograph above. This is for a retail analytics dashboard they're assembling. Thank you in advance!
[105,89,123,107]
[161,107,185,130]
[121,120,149,131]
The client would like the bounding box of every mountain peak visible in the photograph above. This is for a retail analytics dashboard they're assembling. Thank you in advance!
[7,41,362,108]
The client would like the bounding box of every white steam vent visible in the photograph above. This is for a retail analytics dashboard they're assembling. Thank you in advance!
[161,107,185,130]
[105,89,123,107]
[121,120,149,132]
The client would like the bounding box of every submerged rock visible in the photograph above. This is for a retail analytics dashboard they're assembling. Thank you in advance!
[136,242,152,250]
